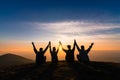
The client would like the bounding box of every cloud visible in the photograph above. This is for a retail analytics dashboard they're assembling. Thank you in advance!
[29,21,120,41]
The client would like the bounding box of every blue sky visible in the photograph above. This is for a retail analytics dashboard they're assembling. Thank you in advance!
[0,0,120,22]
[0,0,120,45]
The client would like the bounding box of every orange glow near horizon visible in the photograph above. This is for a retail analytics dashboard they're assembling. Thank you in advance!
[0,40,120,53]
[0,40,120,61]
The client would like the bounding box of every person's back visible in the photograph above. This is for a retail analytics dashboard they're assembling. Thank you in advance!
[61,41,76,63]
[32,42,50,64]
[49,42,60,63]
[78,49,89,62]
[75,41,94,62]
[50,51,58,63]
[36,51,46,64]
[64,49,74,62]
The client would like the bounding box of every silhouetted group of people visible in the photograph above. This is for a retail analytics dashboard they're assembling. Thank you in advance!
[32,40,94,64]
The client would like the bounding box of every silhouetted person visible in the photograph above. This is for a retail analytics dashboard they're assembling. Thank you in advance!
[75,41,94,62]
[32,42,50,64]
[60,40,76,62]
[49,42,60,63]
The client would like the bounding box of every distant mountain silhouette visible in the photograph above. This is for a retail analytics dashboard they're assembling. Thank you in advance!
[0,53,33,67]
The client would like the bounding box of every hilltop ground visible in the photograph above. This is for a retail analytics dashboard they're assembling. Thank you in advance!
[0,61,120,80]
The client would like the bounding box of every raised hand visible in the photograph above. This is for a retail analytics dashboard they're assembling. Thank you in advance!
[32,42,34,45]
[59,41,62,45]
[74,39,76,42]
[49,41,51,45]
[74,39,76,44]
[49,41,51,47]
[91,43,94,45]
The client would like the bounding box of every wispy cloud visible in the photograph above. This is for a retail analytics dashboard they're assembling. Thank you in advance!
[29,21,120,41]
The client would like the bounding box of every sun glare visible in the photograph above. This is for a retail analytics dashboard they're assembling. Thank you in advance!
[59,46,62,51]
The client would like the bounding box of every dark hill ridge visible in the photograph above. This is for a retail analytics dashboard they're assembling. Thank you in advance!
[0,53,33,67]
[0,61,120,80]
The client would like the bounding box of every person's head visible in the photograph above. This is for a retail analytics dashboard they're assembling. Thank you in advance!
[39,48,43,52]
[81,45,85,50]
[53,47,56,51]
[67,45,71,50]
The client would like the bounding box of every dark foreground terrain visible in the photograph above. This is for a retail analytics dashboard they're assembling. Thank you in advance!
[0,61,120,80]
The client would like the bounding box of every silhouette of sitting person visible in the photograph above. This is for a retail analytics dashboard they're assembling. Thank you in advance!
[49,41,60,63]
[32,42,50,64]
[60,40,75,62]
[75,40,94,62]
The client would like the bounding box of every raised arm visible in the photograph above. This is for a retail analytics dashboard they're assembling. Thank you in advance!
[59,41,66,52]
[43,41,50,53]
[72,39,76,51]
[32,42,38,54]
[49,42,52,53]
[86,43,94,53]
[75,40,81,51]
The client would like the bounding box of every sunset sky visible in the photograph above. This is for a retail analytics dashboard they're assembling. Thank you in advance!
[0,0,120,61]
